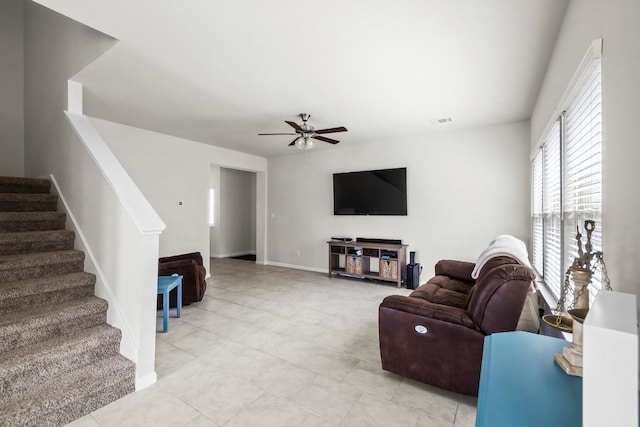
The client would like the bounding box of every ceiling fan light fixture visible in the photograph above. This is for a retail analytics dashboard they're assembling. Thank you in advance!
[295,136,314,150]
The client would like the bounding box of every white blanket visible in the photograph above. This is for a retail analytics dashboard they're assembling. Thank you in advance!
[471,235,532,279]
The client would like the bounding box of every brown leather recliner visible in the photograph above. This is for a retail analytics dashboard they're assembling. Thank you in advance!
[378,256,535,396]
[157,252,207,309]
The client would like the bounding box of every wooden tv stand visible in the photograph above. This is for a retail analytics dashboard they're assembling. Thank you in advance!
[327,241,407,288]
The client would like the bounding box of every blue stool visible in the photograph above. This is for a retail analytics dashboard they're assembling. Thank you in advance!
[157,275,183,333]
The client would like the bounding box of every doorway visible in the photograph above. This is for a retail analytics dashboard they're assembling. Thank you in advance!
[209,166,257,260]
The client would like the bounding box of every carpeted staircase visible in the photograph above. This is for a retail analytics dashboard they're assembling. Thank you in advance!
[0,176,135,427]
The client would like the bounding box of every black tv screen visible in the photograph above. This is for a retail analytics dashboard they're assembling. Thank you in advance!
[333,168,407,215]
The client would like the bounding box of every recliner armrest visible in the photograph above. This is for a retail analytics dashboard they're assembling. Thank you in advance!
[434,259,476,283]
[381,295,475,329]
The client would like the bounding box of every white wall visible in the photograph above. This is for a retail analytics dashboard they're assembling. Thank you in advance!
[24,1,114,175]
[531,0,640,295]
[211,168,257,257]
[23,3,161,387]
[90,117,267,264]
[0,0,25,176]
[267,121,531,273]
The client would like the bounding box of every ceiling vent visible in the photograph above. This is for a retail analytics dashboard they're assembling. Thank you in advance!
[432,117,453,124]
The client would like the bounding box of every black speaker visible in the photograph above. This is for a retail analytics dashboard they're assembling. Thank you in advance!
[355,237,402,245]
[409,251,416,264]
[406,263,422,290]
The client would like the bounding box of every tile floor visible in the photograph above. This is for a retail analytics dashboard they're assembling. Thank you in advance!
[68,258,477,427]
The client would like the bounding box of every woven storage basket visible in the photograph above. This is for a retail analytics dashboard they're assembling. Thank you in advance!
[346,256,363,274]
[380,259,398,279]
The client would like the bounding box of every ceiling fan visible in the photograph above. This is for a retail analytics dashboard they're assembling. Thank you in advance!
[258,113,347,149]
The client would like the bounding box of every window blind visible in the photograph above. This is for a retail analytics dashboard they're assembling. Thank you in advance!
[531,151,543,275]
[563,60,602,300]
[531,40,603,307]
[542,120,562,299]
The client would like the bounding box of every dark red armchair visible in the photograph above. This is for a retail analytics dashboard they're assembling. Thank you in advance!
[157,252,207,309]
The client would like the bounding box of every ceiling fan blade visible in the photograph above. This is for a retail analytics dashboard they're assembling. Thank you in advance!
[288,137,299,146]
[285,121,303,132]
[258,133,297,136]
[313,135,340,144]
[314,126,348,134]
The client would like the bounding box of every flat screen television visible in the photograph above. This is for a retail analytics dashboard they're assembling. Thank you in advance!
[333,167,407,215]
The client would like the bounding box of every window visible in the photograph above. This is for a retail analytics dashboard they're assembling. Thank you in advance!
[562,59,603,299]
[531,40,602,303]
[532,121,563,299]
[209,188,215,226]
[531,151,543,275]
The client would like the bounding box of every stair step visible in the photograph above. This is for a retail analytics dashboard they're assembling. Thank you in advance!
[0,250,84,282]
[0,296,108,353]
[0,230,74,255]
[0,176,51,195]
[0,176,136,421]
[0,211,66,232]
[0,193,58,212]
[0,354,135,427]
[0,272,95,315]
[0,324,122,399]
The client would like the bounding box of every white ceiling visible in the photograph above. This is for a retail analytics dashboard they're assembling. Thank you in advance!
[35,0,569,158]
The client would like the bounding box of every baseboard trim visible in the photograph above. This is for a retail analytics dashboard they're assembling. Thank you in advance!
[263,261,327,274]
[212,251,256,258]
[135,371,157,391]
[212,257,328,274]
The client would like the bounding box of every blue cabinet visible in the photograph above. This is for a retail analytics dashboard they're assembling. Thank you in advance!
[476,331,582,427]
